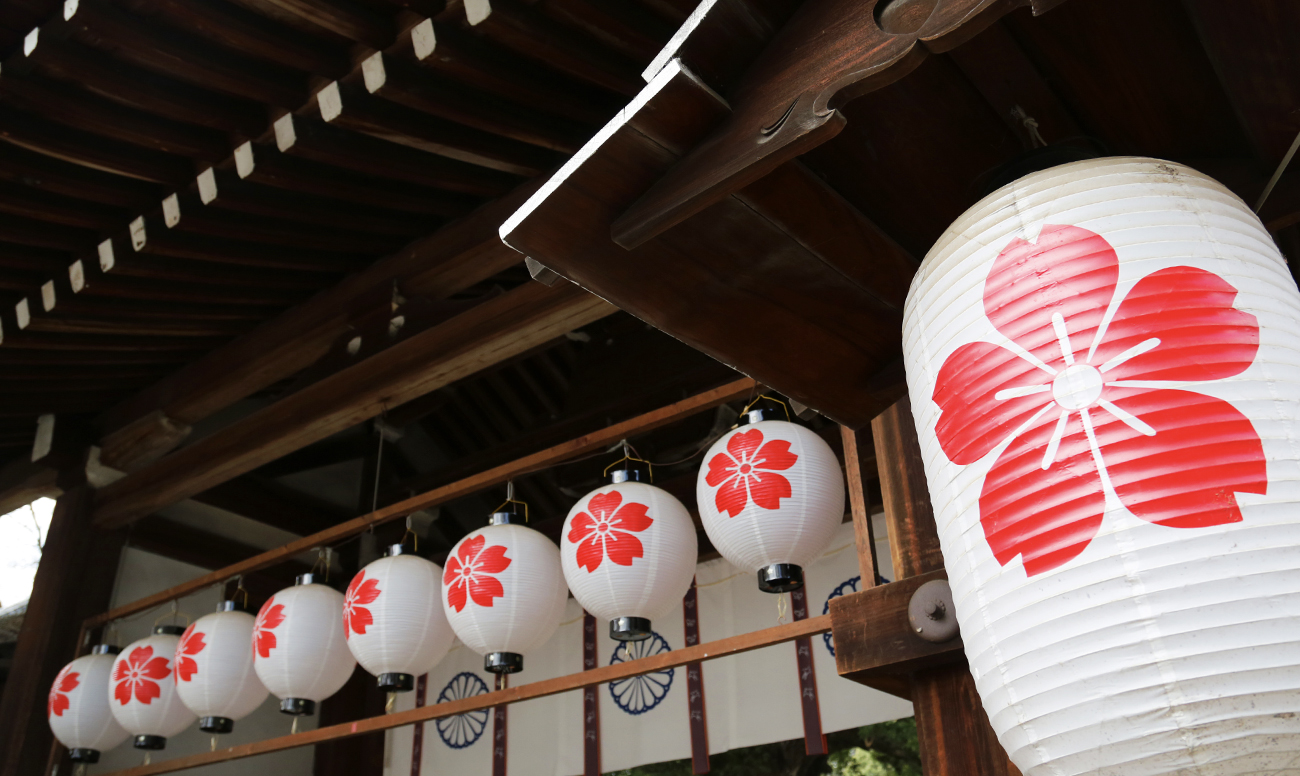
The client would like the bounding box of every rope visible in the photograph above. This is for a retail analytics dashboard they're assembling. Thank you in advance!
[1010,105,1047,149]
[1255,127,1300,212]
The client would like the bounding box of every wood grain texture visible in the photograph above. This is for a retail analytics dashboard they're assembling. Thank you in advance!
[871,396,942,579]
[840,425,880,585]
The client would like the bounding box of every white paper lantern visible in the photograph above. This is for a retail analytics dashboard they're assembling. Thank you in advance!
[696,412,845,592]
[560,466,697,640]
[344,545,455,691]
[904,157,1300,775]
[252,574,357,716]
[442,510,568,674]
[48,646,129,762]
[108,628,196,749]
[174,601,268,733]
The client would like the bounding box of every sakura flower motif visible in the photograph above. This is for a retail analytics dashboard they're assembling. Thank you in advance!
[48,664,79,718]
[444,534,511,613]
[175,624,206,683]
[704,429,799,517]
[113,646,170,706]
[254,597,286,659]
[568,491,654,572]
[933,224,1267,576]
[343,570,381,640]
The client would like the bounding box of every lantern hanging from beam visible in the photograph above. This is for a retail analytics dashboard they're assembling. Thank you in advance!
[108,627,196,750]
[903,157,1300,775]
[253,574,357,716]
[344,544,455,692]
[696,402,845,592]
[442,503,568,674]
[48,645,129,763]
[561,458,697,641]
[174,601,268,733]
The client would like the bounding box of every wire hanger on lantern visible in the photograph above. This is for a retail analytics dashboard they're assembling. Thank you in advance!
[490,480,530,522]
[309,547,333,582]
[740,393,792,422]
[602,439,654,482]
[153,599,190,630]
[401,514,419,553]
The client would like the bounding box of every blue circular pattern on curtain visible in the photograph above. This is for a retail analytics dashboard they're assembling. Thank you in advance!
[435,672,490,749]
[823,576,862,657]
[609,632,674,715]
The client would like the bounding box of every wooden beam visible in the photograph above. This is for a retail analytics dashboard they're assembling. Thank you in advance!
[840,425,879,585]
[829,568,961,680]
[129,515,308,582]
[872,397,942,579]
[91,281,616,528]
[192,474,351,537]
[256,0,396,49]
[0,104,192,185]
[0,456,60,516]
[87,377,754,628]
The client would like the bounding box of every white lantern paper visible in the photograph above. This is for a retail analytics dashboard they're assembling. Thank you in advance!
[560,470,697,640]
[696,415,845,591]
[252,575,357,716]
[108,628,196,748]
[344,546,455,691]
[903,157,1300,775]
[48,647,129,762]
[174,602,268,732]
[442,513,568,674]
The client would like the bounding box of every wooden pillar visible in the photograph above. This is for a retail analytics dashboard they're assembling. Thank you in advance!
[839,426,880,586]
[0,475,125,776]
[871,397,1020,776]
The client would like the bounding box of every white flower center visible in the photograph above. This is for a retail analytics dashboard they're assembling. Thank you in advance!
[1052,364,1103,410]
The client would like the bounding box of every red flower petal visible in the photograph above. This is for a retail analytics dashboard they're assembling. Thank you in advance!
[468,574,505,608]
[748,471,793,511]
[114,678,132,706]
[1092,266,1259,383]
[1100,387,1267,527]
[180,626,206,656]
[475,544,512,575]
[49,692,69,718]
[446,579,468,613]
[348,607,374,638]
[346,570,365,600]
[575,534,604,573]
[568,511,596,543]
[457,534,485,565]
[754,439,797,471]
[354,577,381,606]
[177,656,198,683]
[984,224,1118,369]
[714,470,749,517]
[726,429,763,465]
[140,656,170,680]
[934,341,1055,465]
[134,678,161,706]
[704,450,737,488]
[258,601,285,631]
[603,530,645,567]
[128,646,153,669]
[609,501,652,533]
[57,669,80,694]
[587,491,622,521]
[979,407,1107,576]
[443,556,462,586]
[113,660,129,681]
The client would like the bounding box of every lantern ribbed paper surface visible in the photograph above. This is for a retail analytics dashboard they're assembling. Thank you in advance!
[48,652,129,755]
[560,481,698,624]
[175,611,268,723]
[903,157,1300,775]
[108,634,196,740]
[253,582,356,704]
[345,553,455,679]
[443,523,568,659]
[696,419,845,574]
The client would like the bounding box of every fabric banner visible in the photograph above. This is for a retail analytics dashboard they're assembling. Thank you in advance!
[386,518,911,776]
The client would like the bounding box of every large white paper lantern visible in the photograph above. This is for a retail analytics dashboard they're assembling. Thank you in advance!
[696,409,845,592]
[561,464,697,640]
[344,545,454,692]
[174,601,268,733]
[252,574,357,716]
[904,157,1300,775]
[108,627,196,749]
[442,508,568,674]
[48,645,129,762]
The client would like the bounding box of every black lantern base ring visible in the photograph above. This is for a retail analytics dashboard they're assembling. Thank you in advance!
[199,716,234,734]
[484,651,523,674]
[757,563,804,593]
[280,697,316,716]
[609,616,652,642]
[378,672,415,692]
[68,748,101,763]
[133,735,166,750]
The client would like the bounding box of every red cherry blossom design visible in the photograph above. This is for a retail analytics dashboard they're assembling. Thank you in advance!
[343,570,381,640]
[568,490,654,572]
[443,534,511,613]
[175,624,206,683]
[704,429,799,517]
[254,597,286,659]
[933,224,1266,576]
[48,664,79,718]
[112,646,170,706]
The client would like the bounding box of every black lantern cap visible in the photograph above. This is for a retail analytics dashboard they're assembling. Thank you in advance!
[386,543,407,557]
[68,748,101,763]
[133,735,166,750]
[607,458,650,484]
[294,573,317,586]
[757,563,804,593]
[485,651,523,674]
[280,697,316,716]
[199,716,234,734]
[488,503,525,526]
[153,625,185,636]
[90,644,121,656]
[378,672,415,692]
[216,599,246,613]
[737,396,790,427]
[609,616,652,642]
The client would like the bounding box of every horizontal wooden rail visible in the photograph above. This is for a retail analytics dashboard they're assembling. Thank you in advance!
[101,613,831,775]
[86,376,757,628]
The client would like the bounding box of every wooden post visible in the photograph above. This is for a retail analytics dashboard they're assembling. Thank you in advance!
[871,397,1020,776]
[839,426,880,586]
[0,474,125,776]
